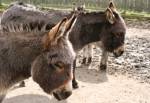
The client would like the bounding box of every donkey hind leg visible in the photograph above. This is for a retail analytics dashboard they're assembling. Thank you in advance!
[19,81,25,87]
[72,60,79,89]
[81,45,93,65]
[81,47,87,65]
[87,45,93,64]
[0,94,6,103]
[100,50,109,71]
[0,89,7,103]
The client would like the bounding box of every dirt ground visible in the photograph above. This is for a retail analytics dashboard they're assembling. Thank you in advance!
[3,74,150,103]
[2,20,150,103]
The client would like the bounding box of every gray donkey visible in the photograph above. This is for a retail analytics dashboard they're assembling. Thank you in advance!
[1,1,126,89]
[0,14,77,102]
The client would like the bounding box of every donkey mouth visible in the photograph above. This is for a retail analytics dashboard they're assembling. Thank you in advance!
[53,91,72,101]
[113,51,124,58]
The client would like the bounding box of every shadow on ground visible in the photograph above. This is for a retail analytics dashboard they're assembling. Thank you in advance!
[3,94,68,103]
[75,66,108,84]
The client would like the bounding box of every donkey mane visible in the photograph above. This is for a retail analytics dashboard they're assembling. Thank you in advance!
[8,1,37,9]
[1,3,55,34]
[81,11,104,15]
[1,3,107,34]
[76,11,107,24]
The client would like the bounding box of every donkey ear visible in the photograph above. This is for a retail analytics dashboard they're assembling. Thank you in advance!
[105,8,115,24]
[43,18,67,50]
[48,17,67,42]
[63,14,76,37]
[109,1,116,11]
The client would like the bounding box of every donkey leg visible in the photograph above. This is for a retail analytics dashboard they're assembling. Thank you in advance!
[81,57,86,65]
[72,59,79,89]
[19,81,25,87]
[0,89,7,103]
[87,45,93,64]
[0,94,6,103]
[100,50,109,71]
[81,47,87,65]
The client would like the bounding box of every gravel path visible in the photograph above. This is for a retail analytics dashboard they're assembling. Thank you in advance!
[1,16,150,103]
[77,26,150,84]
[3,75,150,103]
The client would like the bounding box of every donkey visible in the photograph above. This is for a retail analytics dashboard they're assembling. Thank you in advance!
[0,14,77,102]
[1,1,126,89]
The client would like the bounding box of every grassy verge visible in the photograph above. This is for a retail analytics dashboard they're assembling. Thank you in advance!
[121,11,150,21]
[40,5,150,21]
[0,3,8,12]
[0,3,150,21]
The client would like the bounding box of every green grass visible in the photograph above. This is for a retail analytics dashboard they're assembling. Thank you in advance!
[40,4,105,11]
[0,3,8,12]
[121,11,150,21]
[40,4,150,20]
[0,3,150,21]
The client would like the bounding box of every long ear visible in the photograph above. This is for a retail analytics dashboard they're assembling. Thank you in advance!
[63,14,77,37]
[105,8,115,24]
[48,18,67,42]
[109,1,116,12]
[43,18,67,50]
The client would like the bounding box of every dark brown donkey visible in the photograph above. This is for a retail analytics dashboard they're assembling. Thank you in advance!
[0,14,77,102]
[1,2,126,89]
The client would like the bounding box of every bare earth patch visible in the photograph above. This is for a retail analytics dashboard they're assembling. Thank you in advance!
[2,22,150,103]
[3,74,150,103]
[0,15,150,103]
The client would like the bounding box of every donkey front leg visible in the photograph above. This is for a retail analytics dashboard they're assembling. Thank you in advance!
[0,89,7,103]
[0,94,6,103]
[72,59,79,89]
[100,49,109,71]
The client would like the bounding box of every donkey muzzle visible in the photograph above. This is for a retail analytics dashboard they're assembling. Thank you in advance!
[53,90,72,101]
[113,45,124,57]
[53,79,72,101]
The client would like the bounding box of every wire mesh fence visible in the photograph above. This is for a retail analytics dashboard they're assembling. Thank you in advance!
[1,0,150,12]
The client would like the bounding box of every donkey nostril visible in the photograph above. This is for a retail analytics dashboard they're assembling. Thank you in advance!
[120,50,124,55]
[53,92,61,101]
[113,50,124,58]
[64,91,72,98]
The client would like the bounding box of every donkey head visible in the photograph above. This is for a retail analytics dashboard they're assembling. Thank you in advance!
[73,2,86,13]
[31,15,76,100]
[102,2,126,57]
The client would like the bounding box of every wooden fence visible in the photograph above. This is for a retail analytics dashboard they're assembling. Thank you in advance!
[1,0,150,13]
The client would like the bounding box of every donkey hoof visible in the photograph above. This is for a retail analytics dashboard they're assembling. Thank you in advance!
[19,81,25,87]
[81,58,86,65]
[87,57,92,64]
[72,81,79,89]
[100,64,107,71]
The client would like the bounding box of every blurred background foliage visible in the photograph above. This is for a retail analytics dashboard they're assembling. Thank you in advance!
[0,0,149,12]
[0,0,149,20]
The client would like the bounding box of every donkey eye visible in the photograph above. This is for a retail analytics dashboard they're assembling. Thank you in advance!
[48,62,64,72]
[111,32,115,35]
[54,61,64,70]
[48,64,56,69]
[119,32,124,35]
[116,33,120,37]
[48,54,58,58]
[117,32,124,37]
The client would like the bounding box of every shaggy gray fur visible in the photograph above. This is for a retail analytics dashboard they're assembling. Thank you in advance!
[0,15,76,102]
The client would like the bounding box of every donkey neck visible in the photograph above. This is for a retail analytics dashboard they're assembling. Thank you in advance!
[69,12,107,51]
[0,34,45,86]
